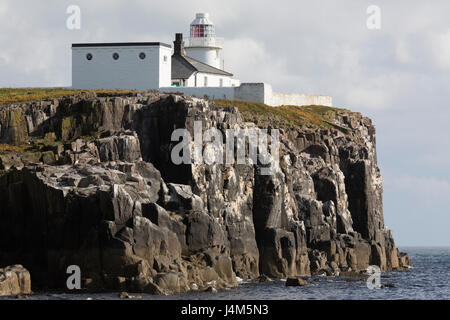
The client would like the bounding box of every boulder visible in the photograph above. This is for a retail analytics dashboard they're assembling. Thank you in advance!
[0,265,31,296]
[286,277,310,287]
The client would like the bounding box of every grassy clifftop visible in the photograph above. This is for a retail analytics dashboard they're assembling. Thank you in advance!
[0,88,351,131]
[0,88,138,105]
[213,99,350,129]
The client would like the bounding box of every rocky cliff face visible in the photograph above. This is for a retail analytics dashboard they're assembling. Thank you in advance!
[0,92,410,294]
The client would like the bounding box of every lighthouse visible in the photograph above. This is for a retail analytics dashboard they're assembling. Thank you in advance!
[185,13,223,70]
[70,12,331,106]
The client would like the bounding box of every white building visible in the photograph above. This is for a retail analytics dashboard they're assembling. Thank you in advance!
[71,13,332,107]
[72,42,172,90]
[171,33,240,88]
[72,13,238,90]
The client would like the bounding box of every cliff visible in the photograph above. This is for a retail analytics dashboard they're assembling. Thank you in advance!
[0,92,410,294]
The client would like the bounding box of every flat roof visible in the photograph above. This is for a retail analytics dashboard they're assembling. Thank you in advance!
[72,42,172,48]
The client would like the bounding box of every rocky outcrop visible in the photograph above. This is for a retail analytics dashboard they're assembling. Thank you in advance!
[0,92,410,294]
[0,265,31,296]
[285,277,310,287]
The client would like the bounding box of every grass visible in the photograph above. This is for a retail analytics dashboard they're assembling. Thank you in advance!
[0,88,351,131]
[0,88,139,106]
[0,139,60,155]
[213,99,350,129]
[0,144,26,153]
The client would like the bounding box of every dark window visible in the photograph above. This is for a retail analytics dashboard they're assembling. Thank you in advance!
[86,53,93,60]
[112,52,119,60]
[139,52,146,60]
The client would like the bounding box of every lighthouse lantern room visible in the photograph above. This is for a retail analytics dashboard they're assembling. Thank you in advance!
[185,13,224,70]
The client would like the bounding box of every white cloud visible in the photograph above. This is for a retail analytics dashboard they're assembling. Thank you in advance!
[342,73,414,110]
[428,30,450,70]
[223,37,288,84]
[0,1,8,17]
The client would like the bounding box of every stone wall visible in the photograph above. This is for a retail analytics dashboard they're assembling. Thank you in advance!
[234,83,267,103]
[160,86,235,100]
[161,82,332,107]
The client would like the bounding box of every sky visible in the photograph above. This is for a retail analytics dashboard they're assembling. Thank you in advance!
[0,0,449,246]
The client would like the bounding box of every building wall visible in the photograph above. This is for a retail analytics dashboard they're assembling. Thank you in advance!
[160,82,332,107]
[184,73,240,87]
[72,45,170,90]
[158,46,172,87]
[172,73,240,87]
[235,83,332,107]
[234,83,267,103]
[160,86,235,100]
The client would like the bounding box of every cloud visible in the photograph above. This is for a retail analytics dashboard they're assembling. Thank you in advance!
[223,37,288,84]
[341,73,415,110]
[0,1,8,17]
[428,30,450,70]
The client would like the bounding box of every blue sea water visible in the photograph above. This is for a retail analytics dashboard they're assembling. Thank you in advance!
[2,247,449,300]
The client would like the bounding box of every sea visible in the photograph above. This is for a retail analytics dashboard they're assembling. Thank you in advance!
[1,247,449,300]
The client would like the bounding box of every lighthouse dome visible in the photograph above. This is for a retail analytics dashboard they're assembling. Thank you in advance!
[190,13,215,38]
[191,13,214,26]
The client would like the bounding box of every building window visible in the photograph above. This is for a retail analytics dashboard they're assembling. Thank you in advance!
[163,55,168,62]
[204,76,208,87]
[139,52,146,60]
[219,78,223,87]
[86,53,93,61]
[112,52,119,60]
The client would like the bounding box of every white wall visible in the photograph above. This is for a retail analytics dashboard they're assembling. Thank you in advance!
[184,73,240,87]
[234,83,267,103]
[158,46,172,87]
[185,47,222,69]
[160,86,235,100]
[235,83,332,107]
[72,44,170,90]
[160,82,332,107]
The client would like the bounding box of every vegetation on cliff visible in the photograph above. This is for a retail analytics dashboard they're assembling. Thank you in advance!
[0,88,138,105]
[213,99,350,129]
[1,89,351,130]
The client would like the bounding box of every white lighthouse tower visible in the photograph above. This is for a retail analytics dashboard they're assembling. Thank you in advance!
[185,13,223,70]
